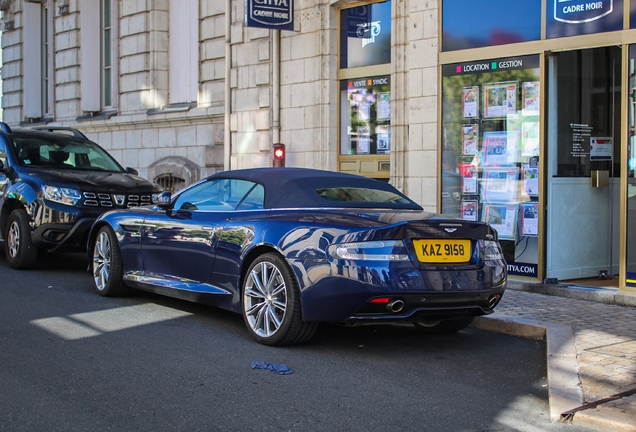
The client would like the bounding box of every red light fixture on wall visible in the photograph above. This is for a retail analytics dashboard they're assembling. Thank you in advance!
[273,143,285,167]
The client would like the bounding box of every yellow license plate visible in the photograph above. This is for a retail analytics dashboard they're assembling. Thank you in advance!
[413,239,471,263]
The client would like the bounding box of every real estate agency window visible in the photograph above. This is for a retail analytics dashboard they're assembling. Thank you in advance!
[338,1,391,178]
[441,55,541,279]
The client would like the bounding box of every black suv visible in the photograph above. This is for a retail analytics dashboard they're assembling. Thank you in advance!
[0,123,161,269]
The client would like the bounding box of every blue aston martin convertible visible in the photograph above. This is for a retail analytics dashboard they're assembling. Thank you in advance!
[88,167,506,345]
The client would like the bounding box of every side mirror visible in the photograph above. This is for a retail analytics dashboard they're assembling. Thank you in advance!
[0,159,15,180]
[126,167,139,175]
[156,191,171,210]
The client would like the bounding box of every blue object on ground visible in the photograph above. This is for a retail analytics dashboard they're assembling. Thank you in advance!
[251,361,293,375]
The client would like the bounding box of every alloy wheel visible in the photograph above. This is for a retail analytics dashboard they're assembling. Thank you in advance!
[7,220,20,259]
[93,230,112,291]
[243,261,287,337]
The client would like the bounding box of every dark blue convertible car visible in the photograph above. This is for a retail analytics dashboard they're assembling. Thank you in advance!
[88,167,506,345]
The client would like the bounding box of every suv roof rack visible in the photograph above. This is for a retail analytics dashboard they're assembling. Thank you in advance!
[0,122,13,134]
[32,126,88,140]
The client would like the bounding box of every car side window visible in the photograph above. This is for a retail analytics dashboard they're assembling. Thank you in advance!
[173,179,260,212]
[236,184,264,210]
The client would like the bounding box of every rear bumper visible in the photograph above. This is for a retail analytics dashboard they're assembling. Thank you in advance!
[293,258,507,322]
[344,290,504,323]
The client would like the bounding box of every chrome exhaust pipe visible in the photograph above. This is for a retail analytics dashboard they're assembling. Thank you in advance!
[487,294,501,309]
[386,299,405,313]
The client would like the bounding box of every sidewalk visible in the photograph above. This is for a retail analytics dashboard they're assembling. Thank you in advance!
[472,281,636,431]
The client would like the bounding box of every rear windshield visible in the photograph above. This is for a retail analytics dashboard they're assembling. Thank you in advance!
[12,137,124,172]
[316,187,413,205]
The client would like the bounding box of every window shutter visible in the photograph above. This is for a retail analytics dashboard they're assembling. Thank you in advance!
[24,2,43,119]
[80,0,101,112]
[169,0,198,104]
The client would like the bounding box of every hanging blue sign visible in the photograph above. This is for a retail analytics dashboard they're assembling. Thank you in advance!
[547,0,623,38]
[245,0,294,31]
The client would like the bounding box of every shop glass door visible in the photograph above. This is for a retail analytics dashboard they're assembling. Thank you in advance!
[627,46,636,288]
[546,47,621,282]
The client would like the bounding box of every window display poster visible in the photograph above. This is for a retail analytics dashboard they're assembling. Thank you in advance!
[358,100,371,122]
[462,124,479,156]
[457,162,474,178]
[506,131,520,162]
[483,132,510,166]
[462,86,479,118]
[356,126,371,154]
[462,201,478,221]
[462,173,478,195]
[521,202,539,237]
[483,168,518,201]
[483,82,517,118]
[348,88,376,122]
[459,163,478,195]
[483,204,517,240]
[522,81,540,115]
[377,92,390,120]
[522,164,539,196]
[590,137,613,161]
[521,121,540,156]
[376,125,390,154]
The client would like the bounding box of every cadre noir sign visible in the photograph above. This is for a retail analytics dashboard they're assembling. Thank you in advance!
[547,0,622,37]
[245,0,294,31]
[554,0,612,23]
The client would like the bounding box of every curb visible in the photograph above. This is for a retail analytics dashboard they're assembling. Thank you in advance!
[574,397,636,432]
[473,313,636,431]
[472,314,582,422]
[507,281,636,308]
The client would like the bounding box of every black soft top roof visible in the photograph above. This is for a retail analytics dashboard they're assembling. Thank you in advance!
[209,167,423,210]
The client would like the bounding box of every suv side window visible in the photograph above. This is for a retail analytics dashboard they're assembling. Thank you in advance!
[0,144,7,182]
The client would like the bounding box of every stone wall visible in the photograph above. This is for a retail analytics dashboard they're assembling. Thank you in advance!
[0,0,441,210]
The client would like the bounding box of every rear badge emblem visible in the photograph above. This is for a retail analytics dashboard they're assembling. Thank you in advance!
[444,228,457,233]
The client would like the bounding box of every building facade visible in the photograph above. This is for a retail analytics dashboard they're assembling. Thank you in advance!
[0,0,635,293]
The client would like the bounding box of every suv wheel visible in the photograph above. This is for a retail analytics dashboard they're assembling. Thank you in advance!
[5,209,38,270]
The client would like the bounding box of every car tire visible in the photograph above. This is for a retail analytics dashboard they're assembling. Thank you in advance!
[5,209,38,270]
[413,317,474,334]
[242,252,318,346]
[92,225,130,297]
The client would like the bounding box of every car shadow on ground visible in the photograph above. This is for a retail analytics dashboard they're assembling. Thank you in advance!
[121,287,486,351]
[0,240,507,351]
[0,241,89,272]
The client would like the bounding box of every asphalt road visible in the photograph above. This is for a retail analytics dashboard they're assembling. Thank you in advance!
[0,247,598,432]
